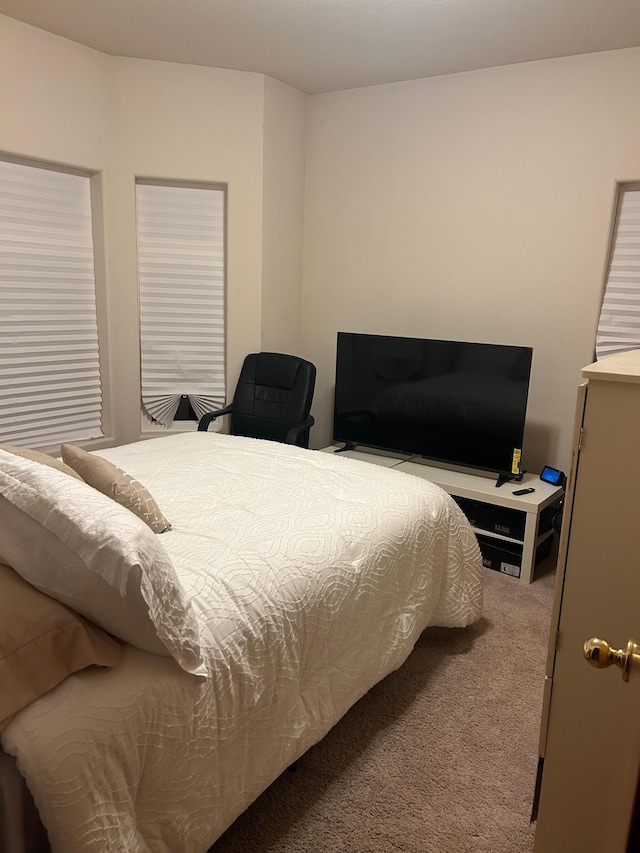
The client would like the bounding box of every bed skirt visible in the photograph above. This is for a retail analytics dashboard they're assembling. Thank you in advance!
[0,749,50,853]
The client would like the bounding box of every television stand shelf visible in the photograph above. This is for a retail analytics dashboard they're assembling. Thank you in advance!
[319,446,564,584]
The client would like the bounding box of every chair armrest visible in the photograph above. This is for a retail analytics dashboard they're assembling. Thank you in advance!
[285,415,315,445]
[197,405,234,432]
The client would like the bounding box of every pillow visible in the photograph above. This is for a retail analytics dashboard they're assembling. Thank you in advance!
[0,444,82,480]
[0,562,123,731]
[0,450,206,678]
[61,443,171,534]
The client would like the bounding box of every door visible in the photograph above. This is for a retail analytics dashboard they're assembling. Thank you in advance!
[534,370,640,852]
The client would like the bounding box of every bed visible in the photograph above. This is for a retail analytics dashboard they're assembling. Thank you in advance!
[0,432,483,853]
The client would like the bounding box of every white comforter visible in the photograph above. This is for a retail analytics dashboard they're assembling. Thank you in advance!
[2,433,483,853]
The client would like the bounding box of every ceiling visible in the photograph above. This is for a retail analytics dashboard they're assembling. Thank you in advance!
[2,0,640,95]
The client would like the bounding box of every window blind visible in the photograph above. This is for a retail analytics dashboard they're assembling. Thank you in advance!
[0,159,103,448]
[136,182,225,427]
[596,187,640,360]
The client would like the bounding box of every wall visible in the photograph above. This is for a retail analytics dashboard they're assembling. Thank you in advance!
[5,12,640,470]
[0,17,110,171]
[107,58,265,443]
[261,76,307,355]
[302,49,640,472]
[0,15,302,448]
[0,17,114,447]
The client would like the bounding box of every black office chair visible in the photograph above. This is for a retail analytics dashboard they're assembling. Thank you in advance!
[197,352,316,448]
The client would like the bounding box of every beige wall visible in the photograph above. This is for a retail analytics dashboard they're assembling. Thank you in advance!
[261,76,307,355]
[0,17,111,170]
[0,15,303,448]
[0,17,114,449]
[5,11,640,472]
[302,49,640,472]
[106,58,265,442]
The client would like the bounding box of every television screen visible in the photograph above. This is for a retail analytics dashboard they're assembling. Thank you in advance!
[333,332,533,476]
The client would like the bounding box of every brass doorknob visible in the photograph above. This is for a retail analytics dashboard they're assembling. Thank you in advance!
[583,637,640,682]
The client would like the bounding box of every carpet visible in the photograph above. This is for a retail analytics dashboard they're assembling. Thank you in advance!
[211,557,557,853]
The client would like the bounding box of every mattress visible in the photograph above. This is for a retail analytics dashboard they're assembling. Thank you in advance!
[1,433,483,853]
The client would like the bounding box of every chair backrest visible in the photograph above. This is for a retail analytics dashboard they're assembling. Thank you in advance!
[230,352,316,444]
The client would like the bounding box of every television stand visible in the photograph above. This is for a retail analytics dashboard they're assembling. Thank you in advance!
[319,445,563,584]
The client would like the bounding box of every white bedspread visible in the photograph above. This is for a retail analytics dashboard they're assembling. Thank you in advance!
[1,433,483,853]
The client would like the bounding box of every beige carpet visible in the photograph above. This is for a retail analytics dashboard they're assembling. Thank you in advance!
[211,557,557,853]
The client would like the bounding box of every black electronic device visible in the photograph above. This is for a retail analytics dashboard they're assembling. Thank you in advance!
[513,487,535,496]
[540,465,566,488]
[332,332,533,480]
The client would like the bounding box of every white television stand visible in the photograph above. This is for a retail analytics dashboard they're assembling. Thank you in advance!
[320,445,563,584]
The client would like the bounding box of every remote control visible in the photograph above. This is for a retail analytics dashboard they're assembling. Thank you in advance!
[512,487,535,495]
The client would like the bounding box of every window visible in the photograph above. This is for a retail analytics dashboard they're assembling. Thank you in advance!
[136,181,226,428]
[0,158,103,449]
[596,184,640,360]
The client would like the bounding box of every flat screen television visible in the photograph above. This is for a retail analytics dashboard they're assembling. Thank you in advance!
[332,332,533,478]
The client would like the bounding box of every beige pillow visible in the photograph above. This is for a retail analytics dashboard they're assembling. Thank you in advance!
[0,562,123,731]
[61,443,171,534]
[0,453,205,676]
[0,444,82,480]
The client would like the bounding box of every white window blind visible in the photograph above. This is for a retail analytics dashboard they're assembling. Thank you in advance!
[136,182,225,427]
[596,187,640,360]
[0,159,103,448]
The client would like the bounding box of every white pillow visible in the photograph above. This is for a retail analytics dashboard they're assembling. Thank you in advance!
[0,450,206,678]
